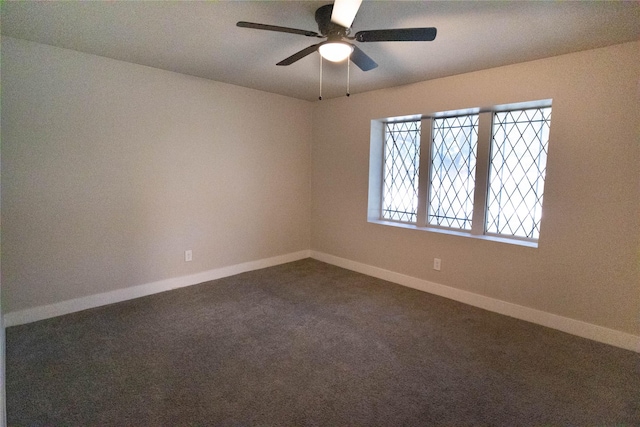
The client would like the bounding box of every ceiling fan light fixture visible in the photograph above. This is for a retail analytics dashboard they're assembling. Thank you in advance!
[319,42,354,62]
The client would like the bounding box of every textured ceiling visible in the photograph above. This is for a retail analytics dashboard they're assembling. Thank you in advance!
[2,1,639,101]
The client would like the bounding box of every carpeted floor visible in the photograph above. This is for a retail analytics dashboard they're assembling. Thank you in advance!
[6,259,640,425]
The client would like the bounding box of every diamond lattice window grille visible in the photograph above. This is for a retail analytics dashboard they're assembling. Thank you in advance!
[382,121,421,222]
[486,107,552,239]
[428,115,479,230]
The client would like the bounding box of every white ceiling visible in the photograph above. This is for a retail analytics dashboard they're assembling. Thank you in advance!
[2,1,639,101]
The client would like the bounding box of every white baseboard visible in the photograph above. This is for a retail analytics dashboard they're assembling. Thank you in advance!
[3,250,311,327]
[5,249,638,353]
[310,251,640,353]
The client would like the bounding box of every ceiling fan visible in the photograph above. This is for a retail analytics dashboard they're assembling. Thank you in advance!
[236,0,437,72]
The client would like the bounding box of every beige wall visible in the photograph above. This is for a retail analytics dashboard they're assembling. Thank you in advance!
[1,37,313,313]
[2,37,638,339]
[311,41,640,335]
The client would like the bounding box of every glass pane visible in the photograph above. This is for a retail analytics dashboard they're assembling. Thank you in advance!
[382,121,420,222]
[486,107,552,239]
[428,115,479,230]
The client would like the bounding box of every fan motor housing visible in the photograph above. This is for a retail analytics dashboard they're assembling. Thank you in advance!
[315,4,349,36]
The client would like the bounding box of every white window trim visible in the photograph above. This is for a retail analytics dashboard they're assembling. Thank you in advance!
[367,100,552,248]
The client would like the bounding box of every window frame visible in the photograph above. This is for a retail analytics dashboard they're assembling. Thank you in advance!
[381,120,422,223]
[485,107,552,241]
[427,113,480,231]
[367,100,552,248]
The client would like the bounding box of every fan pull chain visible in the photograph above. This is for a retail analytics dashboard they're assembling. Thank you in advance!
[319,56,323,101]
[346,58,350,97]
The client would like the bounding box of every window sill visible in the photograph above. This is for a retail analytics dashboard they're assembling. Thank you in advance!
[368,219,538,248]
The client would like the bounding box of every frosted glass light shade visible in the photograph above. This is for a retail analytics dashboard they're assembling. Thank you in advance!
[319,42,354,62]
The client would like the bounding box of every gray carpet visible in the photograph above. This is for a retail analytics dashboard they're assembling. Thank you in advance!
[6,259,640,425]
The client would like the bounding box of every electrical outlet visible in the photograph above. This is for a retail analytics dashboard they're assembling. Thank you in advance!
[433,258,441,271]
[185,250,192,262]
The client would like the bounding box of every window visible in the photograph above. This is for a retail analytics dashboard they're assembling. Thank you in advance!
[428,115,479,230]
[486,108,551,240]
[370,101,552,245]
[382,121,421,222]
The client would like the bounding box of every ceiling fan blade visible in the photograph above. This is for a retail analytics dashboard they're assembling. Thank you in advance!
[350,45,378,71]
[355,27,437,42]
[277,44,322,66]
[237,21,320,38]
[331,0,363,28]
